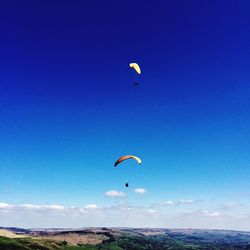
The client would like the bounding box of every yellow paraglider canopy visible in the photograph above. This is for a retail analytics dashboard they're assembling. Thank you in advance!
[114,155,142,167]
[129,63,141,75]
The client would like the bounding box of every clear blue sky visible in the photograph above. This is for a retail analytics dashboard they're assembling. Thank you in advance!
[0,1,250,229]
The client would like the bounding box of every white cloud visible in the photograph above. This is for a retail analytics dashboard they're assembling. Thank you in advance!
[180,209,220,218]
[0,203,65,211]
[0,203,12,209]
[225,202,238,208]
[105,190,126,198]
[179,199,194,204]
[84,204,98,209]
[164,201,174,206]
[79,208,88,213]
[43,204,65,210]
[146,209,156,214]
[219,202,242,210]
[202,210,220,217]
[154,199,201,207]
[18,204,65,210]
[20,204,41,209]
[210,212,220,217]
[134,188,147,194]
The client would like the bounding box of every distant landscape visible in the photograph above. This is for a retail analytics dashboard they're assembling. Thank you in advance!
[1,227,250,250]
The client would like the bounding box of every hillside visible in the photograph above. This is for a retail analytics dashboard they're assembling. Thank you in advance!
[1,227,250,249]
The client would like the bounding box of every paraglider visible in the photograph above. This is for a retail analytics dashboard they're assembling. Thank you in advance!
[114,155,142,167]
[114,155,142,188]
[129,62,141,86]
[129,62,141,75]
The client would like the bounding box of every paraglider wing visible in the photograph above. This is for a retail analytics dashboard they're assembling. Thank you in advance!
[129,63,141,75]
[114,155,142,167]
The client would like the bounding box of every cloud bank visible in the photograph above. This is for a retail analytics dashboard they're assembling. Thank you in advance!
[1,201,250,231]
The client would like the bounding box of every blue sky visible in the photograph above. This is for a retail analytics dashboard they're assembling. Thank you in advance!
[0,1,250,229]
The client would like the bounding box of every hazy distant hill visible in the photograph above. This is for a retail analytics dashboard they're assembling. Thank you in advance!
[1,227,250,249]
